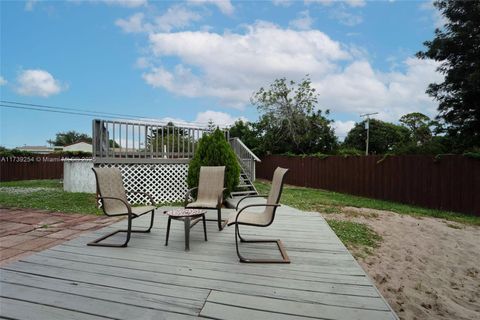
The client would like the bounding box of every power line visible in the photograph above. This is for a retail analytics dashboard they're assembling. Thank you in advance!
[0,100,226,128]
[1,104,115,118]
[1,100,149,120]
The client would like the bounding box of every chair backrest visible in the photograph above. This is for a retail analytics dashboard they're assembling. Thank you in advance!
[196,166,225,205]
[264,167,289,223]
[92,167,129,215]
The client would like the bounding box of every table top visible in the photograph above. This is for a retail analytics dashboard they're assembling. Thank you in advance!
[164,208,207,217]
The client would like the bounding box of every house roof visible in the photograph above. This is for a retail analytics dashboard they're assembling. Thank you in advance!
[63,141,92,147]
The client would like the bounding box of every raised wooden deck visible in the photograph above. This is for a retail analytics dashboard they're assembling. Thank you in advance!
[0,204,397,320]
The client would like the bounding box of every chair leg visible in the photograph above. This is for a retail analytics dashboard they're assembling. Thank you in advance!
[88,215,133,247]
[234,224,290,264]
[145,210,155,233]
[165,216,171,246]
[184,217,191,251]
[88,210,155,247]
[217,208,228,231]
[202,214,208,241]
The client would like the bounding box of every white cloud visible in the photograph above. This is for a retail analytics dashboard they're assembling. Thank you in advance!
[272,0,293,7]
[101,0,147,8]
[144,22,350,107]
[16,69,66,97]
[116,12,146,33]
[306,0,365,7]
[187,0,234,16]
[0,76,7,86]
[420,0,447,29]
[116,6,201,33]
[289,10,314,30]
[345,0,366,8]
[315,57,442,121]
[138,22,441,122]
[195,110,245,126]
[155,5,201,32]
[24,0,37,11]
[333,120,355,139]
[135,57,151,69]
[330,9,363,26]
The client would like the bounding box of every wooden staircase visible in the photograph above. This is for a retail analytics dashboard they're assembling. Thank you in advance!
[230,169,258,198]
[229,137,261,199]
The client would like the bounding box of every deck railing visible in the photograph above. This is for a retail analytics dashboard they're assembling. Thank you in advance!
[229,137,261,181]
[93,119,228,163]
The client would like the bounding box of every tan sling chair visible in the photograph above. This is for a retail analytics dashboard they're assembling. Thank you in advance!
[184,166,227,231]
[227,167,290,263]
[89,167,157,247]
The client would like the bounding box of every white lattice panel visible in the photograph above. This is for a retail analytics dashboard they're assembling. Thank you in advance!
[98,163,188,204]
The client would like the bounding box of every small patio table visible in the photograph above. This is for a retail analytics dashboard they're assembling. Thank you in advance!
[164,208,207,251]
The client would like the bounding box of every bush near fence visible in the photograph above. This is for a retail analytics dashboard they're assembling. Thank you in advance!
[256,154,480,216]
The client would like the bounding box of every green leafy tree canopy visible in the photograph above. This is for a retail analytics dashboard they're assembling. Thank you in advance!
[47,131,92,146]
[417,0,480,150]
[344,119,409,154]
[399,112,434,145]
[251,76,337,154]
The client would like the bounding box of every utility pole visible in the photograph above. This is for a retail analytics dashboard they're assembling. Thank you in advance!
[360,112,378,155]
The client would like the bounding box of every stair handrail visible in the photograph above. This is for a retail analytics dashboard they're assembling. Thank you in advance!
[229,137,261,181]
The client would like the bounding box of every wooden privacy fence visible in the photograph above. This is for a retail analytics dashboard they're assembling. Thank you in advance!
[0,157,64,181]
[256,155,480,216]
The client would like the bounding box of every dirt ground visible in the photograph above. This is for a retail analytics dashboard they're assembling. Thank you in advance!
[328,207,480,320]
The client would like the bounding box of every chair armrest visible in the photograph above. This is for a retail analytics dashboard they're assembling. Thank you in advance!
[217,188,228,208]
[97,196,132,216]
[235,195,268,210]
[126,191,156,206]
[184,187,198,207]
[235,203,281,224]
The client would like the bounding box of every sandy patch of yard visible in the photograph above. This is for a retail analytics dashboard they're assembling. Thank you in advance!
[328,207,480,320]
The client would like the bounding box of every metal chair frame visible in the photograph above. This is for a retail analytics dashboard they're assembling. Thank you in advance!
[228,168,290,263]
[184,186,227,231]
[88,169,156,247]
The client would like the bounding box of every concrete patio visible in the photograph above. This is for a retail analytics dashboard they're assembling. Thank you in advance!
[0,203,398,319]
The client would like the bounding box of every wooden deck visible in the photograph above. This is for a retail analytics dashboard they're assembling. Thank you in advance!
[0,204,398,320]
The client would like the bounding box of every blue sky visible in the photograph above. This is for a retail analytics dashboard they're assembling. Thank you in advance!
[0,0,442,147]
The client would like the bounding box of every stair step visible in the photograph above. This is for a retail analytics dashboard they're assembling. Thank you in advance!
[237,184,254,188]
[231,191,257,196]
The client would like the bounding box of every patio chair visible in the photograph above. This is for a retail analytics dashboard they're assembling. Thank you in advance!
[227,167,290,263]
[184,166,227,231]
[89,167,156,247]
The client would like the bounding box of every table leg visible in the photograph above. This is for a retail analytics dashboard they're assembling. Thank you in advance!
[165,216,171,246]
[184,217,190,251]
[202,214,207,241]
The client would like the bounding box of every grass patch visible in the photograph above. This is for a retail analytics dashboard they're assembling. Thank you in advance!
[0,180,101,215]
[255,180,480,225]
[326,219,381,249]
[0,179,182,215]
[0,179,63,189]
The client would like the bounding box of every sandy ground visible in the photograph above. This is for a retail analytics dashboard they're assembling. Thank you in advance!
[327,207,480,320]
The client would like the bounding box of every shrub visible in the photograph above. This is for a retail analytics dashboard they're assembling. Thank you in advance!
[336,147,363,156]
[187,128,240,196]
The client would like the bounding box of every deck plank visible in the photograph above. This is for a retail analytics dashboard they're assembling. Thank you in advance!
[0,205,397,320]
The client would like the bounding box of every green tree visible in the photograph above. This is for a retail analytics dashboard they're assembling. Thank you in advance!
[399,112,433,145]
[228,120,262,154]
[344,119,410,154]
[417,0,480,150]
[147,122,193,154]
[251,77,337,154]
[47,131,92,146]
[187,128,240,195]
